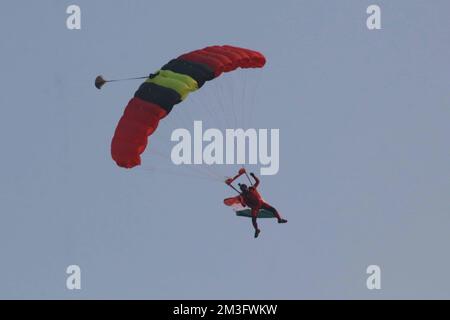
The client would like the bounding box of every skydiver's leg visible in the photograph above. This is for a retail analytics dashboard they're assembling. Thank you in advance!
[260,203,281,219]
[251,207,261,238]
[261,203,287,223]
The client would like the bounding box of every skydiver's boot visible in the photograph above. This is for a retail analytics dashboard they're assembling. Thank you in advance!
[278,219,288,224]
[254,229,261,238]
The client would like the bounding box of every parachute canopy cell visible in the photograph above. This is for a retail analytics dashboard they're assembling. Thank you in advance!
[110,45,266,169]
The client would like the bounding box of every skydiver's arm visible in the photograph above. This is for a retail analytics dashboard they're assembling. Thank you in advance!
[251,173,260,188]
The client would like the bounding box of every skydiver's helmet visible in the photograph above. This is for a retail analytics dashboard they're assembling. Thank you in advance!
[238,183,248,192]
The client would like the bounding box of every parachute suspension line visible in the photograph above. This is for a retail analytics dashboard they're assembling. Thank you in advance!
[209,80,232,129]
[214,82,230,128]
[157,114,180,136]
[147,148,221,181]
[192,83,217,127]
[219,80,234,129]
[211,81,227,128]
[190,94,216,127]
[177,106,195,132]
[146,96,228,184]
[196,88,226,128]
[190,163,223,181]
[218,74,236,129]
[225,74,239,129]
[167,108,185,131]
[244,71,255,129]
[169,98,193,131]
[173,98,209,154]
[138,166,219,182]
[144,107,230,184]
[202,78,247,182]
[153,70,263,184]
[230,72,240,129]
[142,145,197,179]
[143,159,220,182]
[201,164,227,181]
[247,70,262,129]
[240,71,248,129]
[170,94,231,183]
[187,70,265,182]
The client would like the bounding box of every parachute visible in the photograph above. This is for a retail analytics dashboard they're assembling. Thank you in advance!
[110,45,266,169]
[224,196,276,218]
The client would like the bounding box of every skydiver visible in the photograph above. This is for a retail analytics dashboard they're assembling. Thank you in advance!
[226,170,287,238]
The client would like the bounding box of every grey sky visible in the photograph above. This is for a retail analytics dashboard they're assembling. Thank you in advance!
[0,0,449,299]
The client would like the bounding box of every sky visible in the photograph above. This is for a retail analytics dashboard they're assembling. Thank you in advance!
[0,0,449,299]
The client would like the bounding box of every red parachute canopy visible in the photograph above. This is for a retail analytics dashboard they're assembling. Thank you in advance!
[110,45,266,169]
